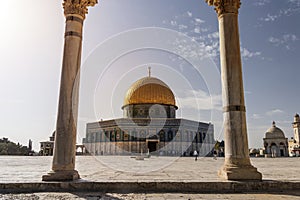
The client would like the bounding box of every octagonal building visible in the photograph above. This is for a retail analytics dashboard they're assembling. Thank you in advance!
[82,73,215,156]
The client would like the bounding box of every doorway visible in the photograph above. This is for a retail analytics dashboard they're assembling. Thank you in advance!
[280,149,284,157]
[147,141,158,152]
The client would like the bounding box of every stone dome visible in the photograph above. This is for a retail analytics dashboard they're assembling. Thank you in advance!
[123,76,177,109]
[265,121,285,139]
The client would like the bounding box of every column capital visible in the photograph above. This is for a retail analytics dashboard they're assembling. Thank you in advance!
[63,0,98,19]
[206,0,241,17]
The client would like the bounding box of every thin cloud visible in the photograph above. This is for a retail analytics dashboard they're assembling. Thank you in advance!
[207,32,219,39]
[178,24,188,30]
[261,14,279,22]
[266,109,284,116]
[251,114,262,119]
[166,13,219,59]
[254,0,271,6]
[268,37,281,45]
[241,47,262,59]
[177,89,222,111]
[166,13,261,61]
[194,27,201,34]
[268,34,299,50]
[288,0,300,6]
[172,35,219,60]
[260,0,300,22]
[170,20,177,26]
[194,18,205,24]
[276,120,294,124]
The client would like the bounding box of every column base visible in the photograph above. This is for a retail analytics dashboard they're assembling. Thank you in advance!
[42,170,80,181]
[218,164,262,181]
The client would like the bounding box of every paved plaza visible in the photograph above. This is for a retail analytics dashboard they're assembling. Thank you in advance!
[1,191,300,200]
[0,156,300,199]
[0,156,299,183]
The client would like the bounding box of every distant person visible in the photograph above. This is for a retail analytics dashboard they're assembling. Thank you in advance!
[193,150,198,161]
[213,154,217,160]
[213,150,217,160]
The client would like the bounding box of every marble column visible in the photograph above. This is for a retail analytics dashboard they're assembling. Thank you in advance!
[42,0,97,181]
[206,0,262,180]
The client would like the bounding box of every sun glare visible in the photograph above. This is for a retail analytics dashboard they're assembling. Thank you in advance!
[0,2,21,23]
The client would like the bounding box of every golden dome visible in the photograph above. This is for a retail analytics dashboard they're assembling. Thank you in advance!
[123,76,177,108]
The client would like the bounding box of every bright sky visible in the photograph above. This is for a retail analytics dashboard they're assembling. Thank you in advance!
[0,0,299,151]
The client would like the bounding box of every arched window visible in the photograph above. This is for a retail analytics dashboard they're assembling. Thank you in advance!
[195,132,199,143]
[168,130,173,141]
[139,130,146,141]
[97,131,101,142]
[116,130,120,141]
[110,131,115,141]
[159,130,165,141]
[132,130,137,141]
[199,132,203,143]
[271,143,277,147]
[202,132,206,141]
[185,131,190,142]
[104,131,109,142]
[124,132,129,141]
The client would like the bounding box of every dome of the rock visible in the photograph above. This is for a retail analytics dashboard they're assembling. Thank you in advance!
[123,76,177,108]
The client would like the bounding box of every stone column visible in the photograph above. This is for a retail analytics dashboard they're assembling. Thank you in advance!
[42,0,97,181]
[206,0,262,180]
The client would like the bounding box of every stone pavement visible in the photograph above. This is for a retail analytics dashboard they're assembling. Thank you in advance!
[1,192,300,200]
[1,156,300,182]
[0,156,300,197]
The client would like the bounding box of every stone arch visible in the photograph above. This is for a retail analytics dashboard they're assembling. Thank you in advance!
[75,145,85,155]
[279,142,287,157]
[270,143,278,157]
[167,130,173,141]
[139,129,146,140]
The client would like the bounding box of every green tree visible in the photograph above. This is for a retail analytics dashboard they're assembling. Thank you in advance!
[0,138,31,155]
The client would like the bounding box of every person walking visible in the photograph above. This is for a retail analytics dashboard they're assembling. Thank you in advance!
[193,150,198,161]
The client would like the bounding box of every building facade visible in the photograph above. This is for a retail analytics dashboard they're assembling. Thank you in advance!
[40,132,55,156]
[83,74,215,156]
[40,131,86,156]
[288,113,300,156]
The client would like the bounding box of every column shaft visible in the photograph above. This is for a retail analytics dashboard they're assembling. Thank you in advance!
[42,14,83,181]
[42,0,97,181]
[219,14,250,164]
[206,0,262,180]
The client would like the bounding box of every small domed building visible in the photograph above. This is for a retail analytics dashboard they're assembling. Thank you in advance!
[82,72,215,156]
[263,121,288,157]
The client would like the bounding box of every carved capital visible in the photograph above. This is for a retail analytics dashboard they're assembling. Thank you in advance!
[206,0,241,17]
[63,0,97,19]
